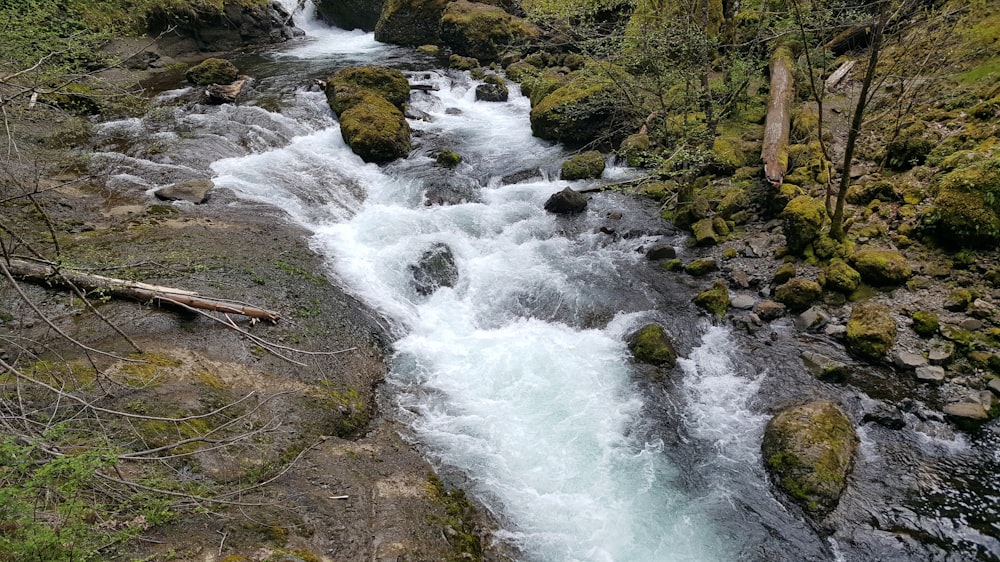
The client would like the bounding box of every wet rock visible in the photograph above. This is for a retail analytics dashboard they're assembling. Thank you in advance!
[692,218,719,246]
[969,298,997,320]
[693,280,730,317]
[186,57,238,86]
[204,76,249,104]
[339,94,411,163]
[325,66,410,115]
[645,244,676,261]
[893,351,928,370]
[774,278,822,312]
[155,179,213,204]
[915,365,946,383]
[727,268,750,289]
[861,402,906,430]
[627,324,677,367]
[731,295,755,310]
[801,351,849,382]
[762,400,858,516]
[795,306,830,332]
[435,150,462,168]
[988,378,1000,396]
[685,258,718,276]
[410,243,459,296]
[475,81,509,102]
[746,236,771,258]
[561,151,605,180]
[754,300,787,321]
[374,0,449,46]
[845,300,897,361]
[543,187,587,214]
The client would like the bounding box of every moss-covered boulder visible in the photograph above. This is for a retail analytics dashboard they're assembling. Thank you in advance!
[620,133,651,167]
[780,195,826,255]
[912,310,940,337]
[923,157,1000,248]
[685,258,718,276]
[691,218,719,246]
[849,249,911,286]
[846,300,897,361]
[316,0,384,31]
[561,151,606,180]
[627,324,678,367]
[475,76,509,102]
[339,94,411,163]
[374,0,449,46]
[450,54,480,70]
[186,57,238,85]
[773,262,796,285]
[439,0,538,63]
[822,259,860,294]
[436,150,462,167]
[530,68,631,146]
[884,121,935,171]
[693,280,730,317]
[520,69,570,108]
[325,66,410,115]
[774,278,822,312]
[762,400,858,516]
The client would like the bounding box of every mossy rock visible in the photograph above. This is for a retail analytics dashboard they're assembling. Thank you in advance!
[671,197,710,230]
[339,94,411,163]
[449,54,480,70]
[627,324,678,367]
[845,300,897,361]
[922,157,1000,248]
[717,184,750,220]
[186,57,238,85]
[620,133,652,167]
[374,0,450,46]
[315,0,384,31]
[944,288,974,312]
[475,79,509,102]
[790,107,820,143]
[561,151,605,180]
[780,195,826,255]
[691,218,719,246]
[530,68,629,146]
[325,66,410,115]
[520,69,570,108]
[774,278,822,312]
[912,310,939,337]
[711,135,747,173]
[848,249,911,286]
[884,121,935,171]
[685,258,718,276]
[693,280,729,317]
[822,259,860,294]
[762,400,858,516]
[436,150,461,167]
[846,177,900,205]
[440,0,538,63]
[773,262,796,285]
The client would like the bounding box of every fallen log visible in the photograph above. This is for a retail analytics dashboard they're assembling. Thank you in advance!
[205,76,250,105]
[6,259,280,323]
[825,60,856,93]
[761,45,794,188]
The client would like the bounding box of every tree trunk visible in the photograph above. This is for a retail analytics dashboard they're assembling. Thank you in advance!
[761,46,794,188]
[6,259,280,322]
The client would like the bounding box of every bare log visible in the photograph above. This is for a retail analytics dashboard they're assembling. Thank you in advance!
[825,60,856,93]
[7,258,280,322]
[761,46,795,188]
[205,76,250,105]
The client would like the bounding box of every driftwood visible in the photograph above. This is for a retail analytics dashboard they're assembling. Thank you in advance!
[825,60,856,93]
[761,46,794,188]
[7,259,280,322]
[205,76,250,105]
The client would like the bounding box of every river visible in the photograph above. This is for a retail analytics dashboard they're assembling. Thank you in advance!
[90,3,1000,560]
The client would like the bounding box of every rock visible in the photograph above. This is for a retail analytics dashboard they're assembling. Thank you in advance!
[501,168,542,185]
[439,0,538,62]
[544,187,587,214]
[943,288,973,312]
[693,280,730,317]
[795,306,830,332]
[922,157,1000,248]
[969,298,997,319]
[959,318,984,331]
[780,195,826,254]
[746,236,771,258]
[148,3,297,52]
[186,57,238,85]
[915,365,946,383]
[774,278,822,312]
[762,400,858,516]
[374,0,449,46]
[691,218,719,246]
[410,243,459,296]
[155,179,213,204]
[772,262,796,285]
[435,150,462,168]
[727,268,750,289]
[731,295,755,310]
[845,301,897,361]
[988,378,1000,397]
[849,248,912,286]
[942,400,989,421]
[561,151,605,180]
[685,258,718,276]
[911,310,939,337]
[822,259,860,294]
[339,94,411,163]
[316,0,384,31]
[530,70,623,146]
[825,324,847,338]
[645,244,676,261]
[862,402,905,430]
[754,300,787,321]
[940,323,975,346]
[627,324,678,367]
[893,351,928,369]
[928,340,955,365]
[325,66,410,115]
[475,82,509,102]
[801,351,849,382]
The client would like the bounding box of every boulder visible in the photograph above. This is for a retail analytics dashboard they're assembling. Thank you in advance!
[435,150,462,168]
[627,324,678,367]
[822,259,860,294]
[754,300,787,321]
[154,179,213,204]
[316,0,385,31]
[339,94,412,163]
[685,258,718,276]
[691,218,719,246]
[475,81,509,102]
[325,66,410,115]
[800,351,849,382]
[780,195,825,254]
[693,280,730,317]
[731,295,755,310]
[147,2,298,52]
[795,306,830,332]
[922,157,1000,248]
[845,300,897,361]
[645,244,676,261]
[762,400,858,516]
[911,310,939,337]
[849,249,912,286]
[410,243,459,295]
[561,151,605,180]
[374,0,450,46]
[915,365,946,383]
[449,54,480,70]
[774,278,822,312]
[439,0,538,63]
[186,57,238,85]
[772,262,796,285]
[204,76,249,105]
[530,70,628,146]
[543,187,587,214]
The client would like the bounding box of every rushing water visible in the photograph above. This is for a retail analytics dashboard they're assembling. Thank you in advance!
[89,3,1000,560]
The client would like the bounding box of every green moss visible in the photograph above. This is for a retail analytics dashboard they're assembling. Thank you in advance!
[627,324,678,367]
[691,218,719,246]
[436,150,462,167]
[417,44,440,55]
[325,66,410,115]
[848,249,912,286]
[620,132,652,167]
[823,259,860,294]
[185,57,238,86]
[885,121,935,170]
[685,258,718,276]
[711,135,747,173]
[845,300,897,361]
[561,151,606,180]
[780,195,826,254]
[440,0,538,62]
[339,94,411,163]
[911,310,940,337]
[773,262,796,285]
[693,280,729,317]
[427,473,484,561]
[661,258,683,272]
[774,278,822,312]
[529,66,627,145]
[449,54,480,70]
[944,288,974,311]
[923,157,1000,248]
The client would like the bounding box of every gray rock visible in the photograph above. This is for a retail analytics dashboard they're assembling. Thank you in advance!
[988,378,1000,397]
[795,306,830,332]
[154,179,213,204]
[959,318,984,331]
[731,295,755,310]
[543,187,587,214]
[928,340,955,365]
[754,300,786,321]
[746,236,770,258]
[801,351,849,381]
[943,400,988,421]
[824,324,847,339]
[893,351,928,370]
[861,402,905,430]
[728,268,750,289]
[410,243,459,296]
[915,365,945,383]
[645,244,676,261]
[969,298,997,319]
[475,82,508,102]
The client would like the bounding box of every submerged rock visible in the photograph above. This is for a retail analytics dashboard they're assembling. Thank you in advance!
[627,324,678,367]
[762,400,858,516]
[410,243,459,296]
[543,187,587,214]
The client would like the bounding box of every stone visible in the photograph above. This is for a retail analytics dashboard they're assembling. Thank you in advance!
[928,340,955,365]
[825,324,847,338]
[728,269,750,289]
[543,187,587,214]
[823,259,861,294]
[943,288,973,312]
[475,81,509,102]
[731,295,755,310]
[845,300,897,361]
[861,403,905,430]
[774,278,822,312]
[988,378,1000,397]
[646,244,676,261]
[943,401,988,421]
[685,258,718,276]
[849,248,912,286]
[959,318,984,331]
[627,324,678,367]
[746,236,770,258]
[530,71,622,145]
[154,179,213,204]
[692,218,719,246]
[185,57,238,85]
[915,365,946,383]
[560,151,605,180]
[893,351,928,370]
[780,195,826,254]
[316,0,384,31]
[409,243,459,296]
[325,66,410,115]
[754,300,787,321]
[911,310,939,337]
[339,94,411,163]
[440,0,538,63]
[969,298,998,320]
[762,400,858,516]
[375,0,449,46]
[772,262,796,285]
[795,306,830,332]
[693,280,730,317]
[801,351,849,381]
